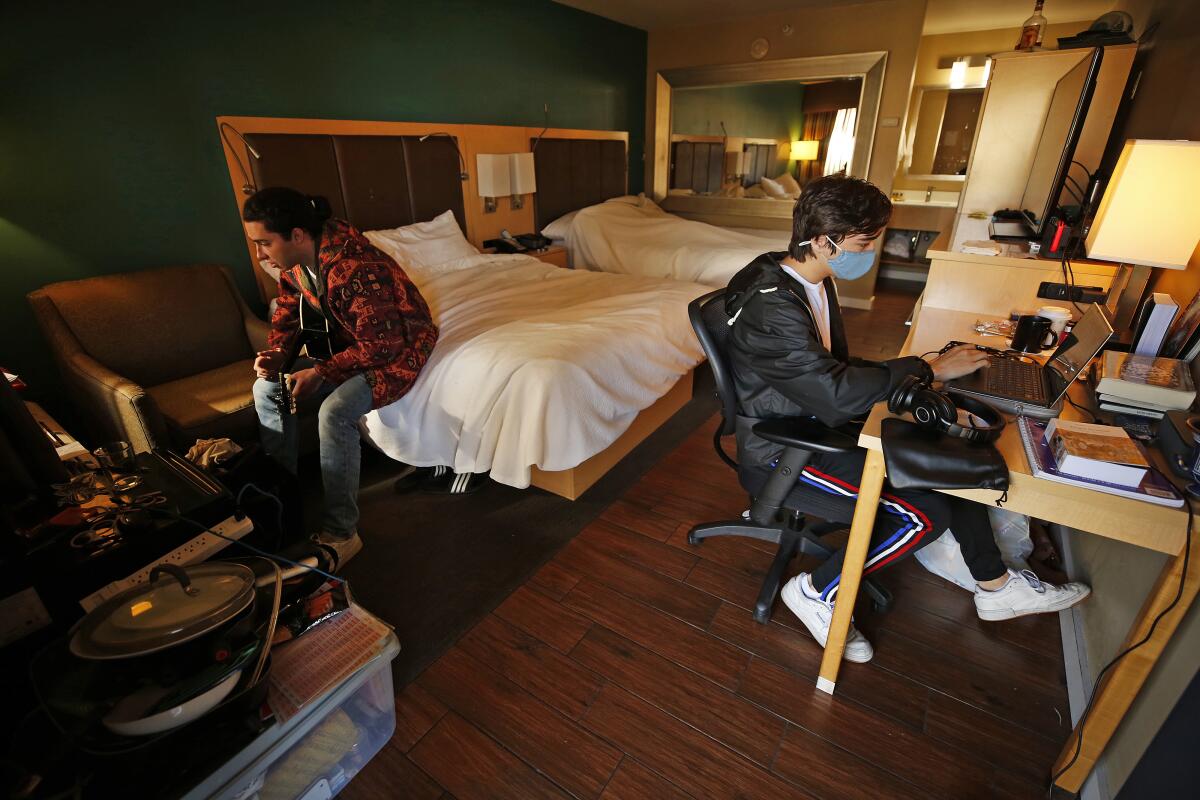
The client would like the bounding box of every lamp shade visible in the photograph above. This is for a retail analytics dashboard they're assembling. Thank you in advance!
[790,140,819,161]
[509,152,536,195]
[1085,140,1200,269]
[476,154,511,197]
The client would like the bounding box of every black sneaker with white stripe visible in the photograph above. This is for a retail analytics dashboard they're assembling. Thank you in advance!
[393,465,486,495]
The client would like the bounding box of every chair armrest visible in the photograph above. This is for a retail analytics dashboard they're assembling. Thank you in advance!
[752,418,857,454]
[61,349,166,453]
[217,264,272,353]
[243,312,271,353]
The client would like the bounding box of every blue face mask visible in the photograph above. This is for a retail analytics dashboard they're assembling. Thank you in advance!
[799,237,876,281]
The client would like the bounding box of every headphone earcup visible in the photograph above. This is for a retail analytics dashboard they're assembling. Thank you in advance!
[909,389,952,431]
[888,375,922,416]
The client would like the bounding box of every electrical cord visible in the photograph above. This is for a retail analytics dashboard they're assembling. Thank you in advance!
[1063,393,1099,424]
[146,505,344,585]
[1047,491,1193,796]
[235,482,285,551]
[1063,174,1087,205]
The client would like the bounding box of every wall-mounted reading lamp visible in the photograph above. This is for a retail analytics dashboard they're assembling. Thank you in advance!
[476,153,537,213]
[509,152,536,210]
[418,132,469,181]
[219,122,261,196]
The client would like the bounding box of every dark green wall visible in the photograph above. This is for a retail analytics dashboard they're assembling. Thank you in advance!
[0,0,646,394]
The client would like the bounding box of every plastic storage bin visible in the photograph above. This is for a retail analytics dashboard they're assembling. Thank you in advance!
[185,629,400,800]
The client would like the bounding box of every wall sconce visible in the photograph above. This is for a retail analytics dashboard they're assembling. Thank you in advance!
[509,152,536,210]
[949,57,968,89]
[476,152,537,213]
[476,154,511,213]
[790,140,820,161]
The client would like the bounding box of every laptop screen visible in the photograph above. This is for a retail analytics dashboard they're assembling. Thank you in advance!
[1044,303,1114,403]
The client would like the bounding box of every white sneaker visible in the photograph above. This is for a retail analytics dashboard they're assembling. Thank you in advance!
[974,569,1091,621]
[312,530,363,571]
[780,573,874,663]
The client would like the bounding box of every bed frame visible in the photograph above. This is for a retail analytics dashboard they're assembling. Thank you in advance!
[215,116,689,500]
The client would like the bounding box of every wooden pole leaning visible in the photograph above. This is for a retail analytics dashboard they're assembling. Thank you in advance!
[817,447,886,694]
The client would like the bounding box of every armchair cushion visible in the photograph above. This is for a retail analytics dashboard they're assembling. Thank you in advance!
[146,359,259,448]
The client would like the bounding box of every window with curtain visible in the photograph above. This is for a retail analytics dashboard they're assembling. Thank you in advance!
[823,107,858,176]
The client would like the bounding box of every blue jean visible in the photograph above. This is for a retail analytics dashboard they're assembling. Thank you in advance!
[252,374,374,537]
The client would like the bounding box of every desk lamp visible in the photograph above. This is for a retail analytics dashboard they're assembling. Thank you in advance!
[1084,139,1200,330]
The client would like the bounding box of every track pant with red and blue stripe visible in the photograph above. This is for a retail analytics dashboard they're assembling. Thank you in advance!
[743,448,1007,603]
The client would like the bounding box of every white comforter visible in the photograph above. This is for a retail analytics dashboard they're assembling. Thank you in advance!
[567,200,790,286]
[358,251,707,488]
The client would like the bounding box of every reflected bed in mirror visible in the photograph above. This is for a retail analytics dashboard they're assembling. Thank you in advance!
[905,85,984,180]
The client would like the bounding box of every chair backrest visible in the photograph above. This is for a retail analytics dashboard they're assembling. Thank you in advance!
[688,289,739,436]
[32,264,253,387]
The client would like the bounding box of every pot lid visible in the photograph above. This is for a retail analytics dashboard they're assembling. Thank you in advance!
[70,562,255,660]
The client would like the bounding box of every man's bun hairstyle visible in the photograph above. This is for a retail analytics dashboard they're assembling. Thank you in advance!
[242,187,333,240]
[788,174,892,261]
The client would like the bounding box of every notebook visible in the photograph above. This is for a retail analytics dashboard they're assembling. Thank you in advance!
[1017,417,1184,507]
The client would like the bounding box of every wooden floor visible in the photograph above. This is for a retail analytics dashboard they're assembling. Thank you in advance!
[342,279,1072,800]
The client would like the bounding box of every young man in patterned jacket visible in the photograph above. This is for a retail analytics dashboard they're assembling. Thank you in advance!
[244,187,438,568]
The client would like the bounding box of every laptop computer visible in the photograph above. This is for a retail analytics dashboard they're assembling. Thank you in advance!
[946,303,1114,419]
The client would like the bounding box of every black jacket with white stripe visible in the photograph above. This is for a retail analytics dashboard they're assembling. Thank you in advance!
[725,252,932,471]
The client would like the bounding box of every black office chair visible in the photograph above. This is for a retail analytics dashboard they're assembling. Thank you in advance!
[688,289,892,623]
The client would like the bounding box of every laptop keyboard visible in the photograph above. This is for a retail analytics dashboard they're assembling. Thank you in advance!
[985,356,1047,403]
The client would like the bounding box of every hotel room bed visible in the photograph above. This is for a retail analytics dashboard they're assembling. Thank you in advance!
[222,123,704,498]
[550,197,791,286]
[358,242,706,490]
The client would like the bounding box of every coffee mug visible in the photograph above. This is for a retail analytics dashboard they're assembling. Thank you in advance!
[1037,306,1072,342]
[1011,315,1057,353]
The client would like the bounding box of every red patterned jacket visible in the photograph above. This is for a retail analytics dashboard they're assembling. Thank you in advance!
[267,219,438,409]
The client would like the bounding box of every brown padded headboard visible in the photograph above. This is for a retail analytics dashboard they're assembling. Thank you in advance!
[245,133,467,234]
[531,137,627,232]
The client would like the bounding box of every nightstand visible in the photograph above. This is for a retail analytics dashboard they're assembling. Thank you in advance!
[528,245,569,269]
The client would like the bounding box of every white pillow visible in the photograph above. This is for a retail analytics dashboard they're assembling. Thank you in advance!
[541,209,580,240]
[365,210,478,268]
[760,176,790,200]
[775,172,802,198]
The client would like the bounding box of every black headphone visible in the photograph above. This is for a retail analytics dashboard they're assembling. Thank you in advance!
[887,375,1006,444]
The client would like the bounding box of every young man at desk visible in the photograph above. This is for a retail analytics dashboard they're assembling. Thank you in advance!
[726,175,1090,662]
[245,187,439,568]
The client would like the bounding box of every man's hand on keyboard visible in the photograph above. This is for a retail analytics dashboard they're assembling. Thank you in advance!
[926,343,990,382]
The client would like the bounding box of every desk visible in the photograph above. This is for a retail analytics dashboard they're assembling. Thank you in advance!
[815,256,1199,793]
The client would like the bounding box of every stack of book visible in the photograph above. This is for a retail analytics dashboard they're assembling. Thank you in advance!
[1017,417,1183,506]
[1094,351,1196,419]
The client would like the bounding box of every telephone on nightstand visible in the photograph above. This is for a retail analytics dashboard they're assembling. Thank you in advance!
[485,230,553,253]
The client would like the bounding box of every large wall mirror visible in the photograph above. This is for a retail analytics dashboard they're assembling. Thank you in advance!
[904,85,984,180]
[654,52,887,227]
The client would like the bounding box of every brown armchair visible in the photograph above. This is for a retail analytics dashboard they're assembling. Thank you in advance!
[28,264,270,453]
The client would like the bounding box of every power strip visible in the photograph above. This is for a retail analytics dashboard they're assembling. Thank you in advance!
[80,515,255,612]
